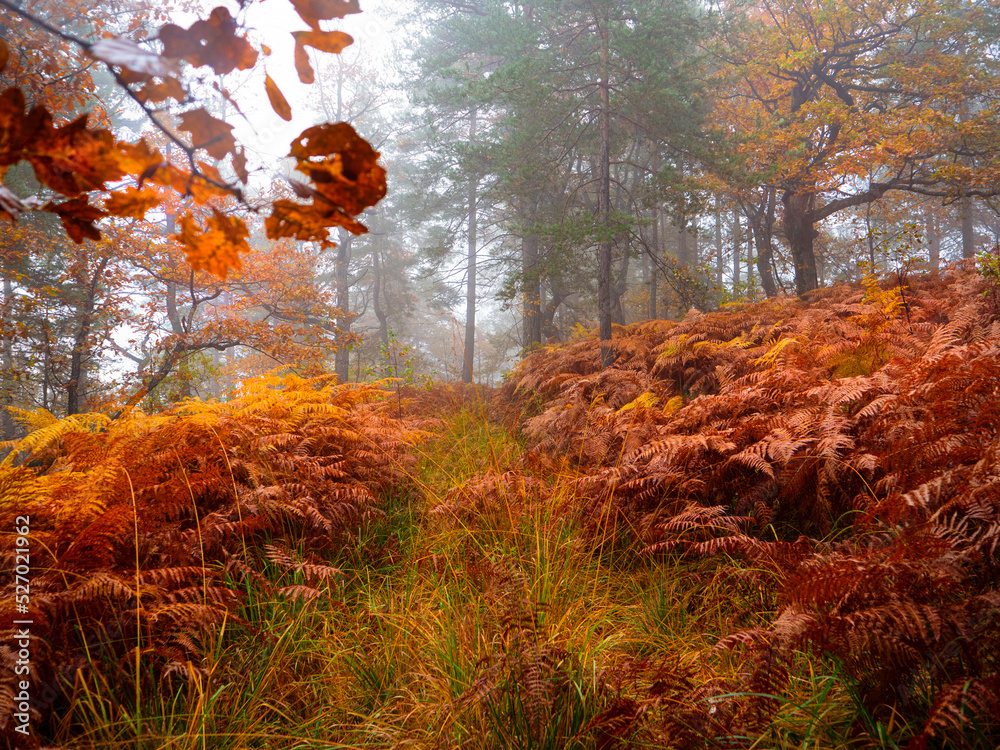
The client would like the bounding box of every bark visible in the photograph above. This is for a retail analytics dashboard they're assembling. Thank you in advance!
[732,213,742,288]
[522,230,542,349]
[462,107,478,383]
[1,274,14,440]
[597,12,614,367]
[961,199,976,259]
[782,191,820,295]
[373,247,388,351]
[748,189,778,297]
[649,208,659,319]
[67,257,109,415]
[335,231,353,383]
[927,211,941,271]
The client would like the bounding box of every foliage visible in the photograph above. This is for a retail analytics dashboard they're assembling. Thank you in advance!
[0,373,421,743]
[505,265,1000,746]
[0,0,385,276]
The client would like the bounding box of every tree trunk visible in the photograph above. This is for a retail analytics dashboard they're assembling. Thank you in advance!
[961,200,975,259]
[782,191,820,295]
[751,189,778,297]
[597,13,614,367]
[649,207,659,319]
[927,211,941,271]
[373,247,388,352]
[732,213,741,288]
[67,257,109,415]
[462,107,478,383]
[1,273,14,441]
[522,231,542,350]
[335,231,353,383]
[715,201,723,287]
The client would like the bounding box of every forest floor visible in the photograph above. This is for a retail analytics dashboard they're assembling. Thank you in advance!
[4,267,1000,749]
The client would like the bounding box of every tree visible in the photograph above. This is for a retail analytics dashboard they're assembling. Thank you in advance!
[713,0,1000,295]
[0,0,388,407]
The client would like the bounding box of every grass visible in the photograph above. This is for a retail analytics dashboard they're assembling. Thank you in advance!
[51,397,911,749]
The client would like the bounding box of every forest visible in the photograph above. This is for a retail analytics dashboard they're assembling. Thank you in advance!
[1,0,1000,747]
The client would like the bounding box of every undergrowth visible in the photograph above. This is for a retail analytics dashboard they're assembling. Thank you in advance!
[3,267,1000,748]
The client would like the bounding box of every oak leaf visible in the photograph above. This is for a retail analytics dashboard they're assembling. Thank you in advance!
[294,29,353,55]
[159,7,258,75]
[104,187,160,219]
[175,209,250,278]
[49,196,106,243]
[290,122,387,215]
[178,108,236,160]
[290,0,361,30]
[27,114,125,197]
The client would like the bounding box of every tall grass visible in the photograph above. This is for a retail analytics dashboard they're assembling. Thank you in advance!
[53,398,899,749]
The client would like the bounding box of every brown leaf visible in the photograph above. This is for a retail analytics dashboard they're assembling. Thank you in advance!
[265,74,292,121]
[293,30,353,55]
[233,147,248,184]
[158,7,258,75]
[0,88,46,168]
[294,43,314,84]
[104,186,160,219]
[27,114,125,196]
[88,37,180,78]
[290,0,361,30]
[135,77,186,104]
[178,108,236,160]
[0,38,8,74]
[289,122,387,215]
[48,196,106,243]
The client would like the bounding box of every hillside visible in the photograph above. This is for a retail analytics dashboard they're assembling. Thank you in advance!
[2,266,999,749]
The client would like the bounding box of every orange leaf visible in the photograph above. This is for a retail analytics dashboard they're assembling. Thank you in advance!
[104,186,160,219]
[294,43,314,84]
[174,209,249,278]
[0,38,8,74]
[27,114,125,197]
[178,108,236,160]
[265,74,292,121]
[290,0,361,30]
[292,30,353,55]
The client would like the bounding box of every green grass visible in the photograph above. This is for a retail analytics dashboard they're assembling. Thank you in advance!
[53,402,910,750]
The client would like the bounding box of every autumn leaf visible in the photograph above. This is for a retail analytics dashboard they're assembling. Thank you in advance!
[233,147,248,183]
[104,187,160,219]
[0,38,8,74]
[294,43,314,84]
[159,7,258,76]
[88,37,180,78]
[178,108,236,160]
[289,122,387,215]
[290,0,361,31]
[293,30,353,55]
[265,74,292,121]
[134,77,186,105]
[26,114,125,197]
[49,196,106,243]
[0,88,44,167]
[175,209,250,278]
